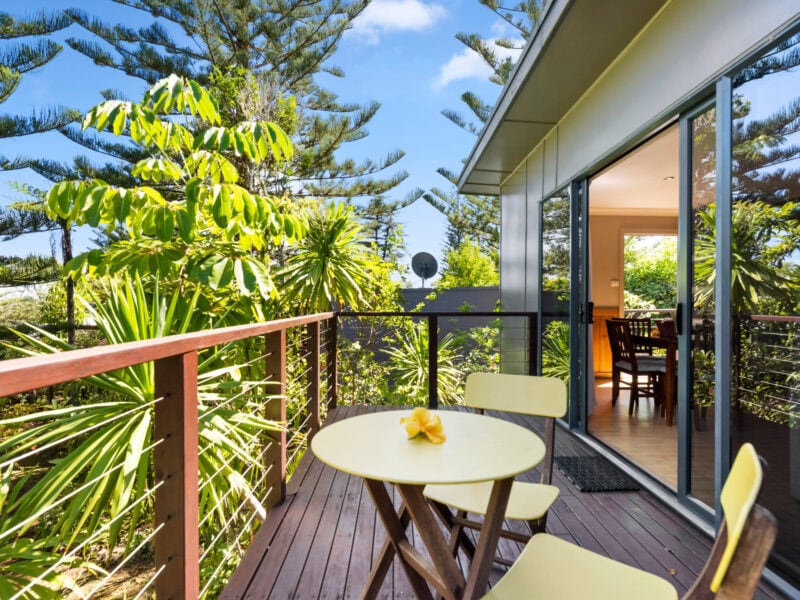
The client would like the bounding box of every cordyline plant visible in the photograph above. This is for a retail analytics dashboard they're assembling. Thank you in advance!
[0,276,280,595]
[45,74,307,321]
[383,323,463,405]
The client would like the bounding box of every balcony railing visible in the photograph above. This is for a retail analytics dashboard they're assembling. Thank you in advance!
[0,313,335,599]
[0,309,536,598]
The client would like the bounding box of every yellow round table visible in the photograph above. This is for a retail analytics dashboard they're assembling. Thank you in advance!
[311,410,545,600]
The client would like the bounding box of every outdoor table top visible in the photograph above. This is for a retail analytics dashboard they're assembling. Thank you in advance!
[310,409,544,485]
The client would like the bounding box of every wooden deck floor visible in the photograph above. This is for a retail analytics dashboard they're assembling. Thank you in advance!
[221,405,783,600]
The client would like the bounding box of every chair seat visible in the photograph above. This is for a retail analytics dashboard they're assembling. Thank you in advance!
[615,357,666,373]
[424,480,559,521]
[482,533,678,600]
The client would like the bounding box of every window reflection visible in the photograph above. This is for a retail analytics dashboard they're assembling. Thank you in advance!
[540,190,571,384]
[729,31,800,587]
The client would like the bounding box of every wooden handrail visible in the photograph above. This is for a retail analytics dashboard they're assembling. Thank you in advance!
[0,312,333,396]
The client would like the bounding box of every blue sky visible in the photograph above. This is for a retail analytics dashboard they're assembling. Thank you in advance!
[0,0,519,281]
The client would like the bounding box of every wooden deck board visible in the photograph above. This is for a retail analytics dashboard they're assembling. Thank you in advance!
[222,405,783,599]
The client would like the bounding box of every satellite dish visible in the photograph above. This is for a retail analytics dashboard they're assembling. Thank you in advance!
[411,252,438,287]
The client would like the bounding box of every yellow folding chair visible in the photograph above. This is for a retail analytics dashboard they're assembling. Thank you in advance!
[424,372,568,565]
[484,443,777,599]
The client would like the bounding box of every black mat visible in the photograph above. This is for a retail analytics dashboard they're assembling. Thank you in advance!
[555,455,641,492]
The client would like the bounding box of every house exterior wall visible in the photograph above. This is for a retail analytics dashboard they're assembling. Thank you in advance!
[500,0,800,354]
[494,1,800,592]
[499,168,529,374]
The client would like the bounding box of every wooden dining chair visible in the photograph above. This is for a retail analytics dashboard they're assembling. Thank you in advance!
[423,373,568,566]
[607,318,666,415]
[627,316,653,356]
[657,318,677,343]
[483,442,777,599]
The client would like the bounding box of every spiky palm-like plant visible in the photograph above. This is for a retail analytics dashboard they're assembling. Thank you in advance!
[0,276,279,590]
[383,323,463,406]
[281,202,377,313]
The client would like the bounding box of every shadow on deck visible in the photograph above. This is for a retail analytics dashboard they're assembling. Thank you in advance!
[221,406,782,599]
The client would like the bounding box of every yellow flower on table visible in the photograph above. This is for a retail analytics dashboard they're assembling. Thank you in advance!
[400,407,446,444]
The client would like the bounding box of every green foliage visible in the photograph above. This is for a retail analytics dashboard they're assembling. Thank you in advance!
[335,338,392,406]
[356,195,411,264]
[436,239,498,289]
[694,201,799,314]
[0,297,41,330]
[623,290,656,311]
[541,191,571,293]
[61,1,406,201]
[280,202,378,313]
[0,255,59,285]
[45,75,305,320]
[451,321,501,378]
[623,236,677,308]
[383,323,463,405]
[0,276,279,594]
[442,0,546,135]
[541,321,570,386]
[0,11,72,112]
[692,349,715,409]
[421,170,500,255]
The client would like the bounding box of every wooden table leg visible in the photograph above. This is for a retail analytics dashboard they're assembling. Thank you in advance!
[462,477,513,599]
[397,484,466,598]
[363,479,434,600]
[429,501,476,560]
[362,501,410,599]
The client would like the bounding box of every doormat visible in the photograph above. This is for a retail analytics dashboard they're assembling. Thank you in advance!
[555,456,641,492]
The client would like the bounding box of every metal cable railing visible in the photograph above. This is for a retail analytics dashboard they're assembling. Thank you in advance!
[735,315,800,425]
[336,311,537,408]
[0,312,335,599]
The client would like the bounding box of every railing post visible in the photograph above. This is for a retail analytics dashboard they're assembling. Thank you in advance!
[326,316,338,410]
[264,330,287,508]
[154,352,200,600]
[307,321,321,437]
[428,315,438,409]
[528,313,538,376]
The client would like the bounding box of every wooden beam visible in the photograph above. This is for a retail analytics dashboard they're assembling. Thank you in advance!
[325,317,338,410]
[0,312,334,396]
[264,330,287,508]
[154,352,200,600]
[306,321,321,438]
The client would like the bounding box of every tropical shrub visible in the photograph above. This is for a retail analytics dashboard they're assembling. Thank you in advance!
[280,202,378,314]
[44,75,306,323]
[542,320,570,386]
[436,239,499,289]
[0,276,279,595]
[623,236,677,308]
[383,323,463,405]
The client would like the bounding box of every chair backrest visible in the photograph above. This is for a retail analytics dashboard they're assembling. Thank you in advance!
[465,373,568,488]
[657,318,677,343]
[627,317,653,354]
[685,443,777,599]
[606,319,637,367]
[464,372,568,418]
[713,443,764,590]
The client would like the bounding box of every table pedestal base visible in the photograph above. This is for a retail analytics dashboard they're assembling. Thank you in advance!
[362,477,514,600]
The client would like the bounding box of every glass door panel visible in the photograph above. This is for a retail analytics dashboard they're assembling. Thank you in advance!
[727,32,800,586]
[687,105,716,506]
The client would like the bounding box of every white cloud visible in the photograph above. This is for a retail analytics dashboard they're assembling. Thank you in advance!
[433,48,493,90]
[349,0,447,44]
[433,38,522,90]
